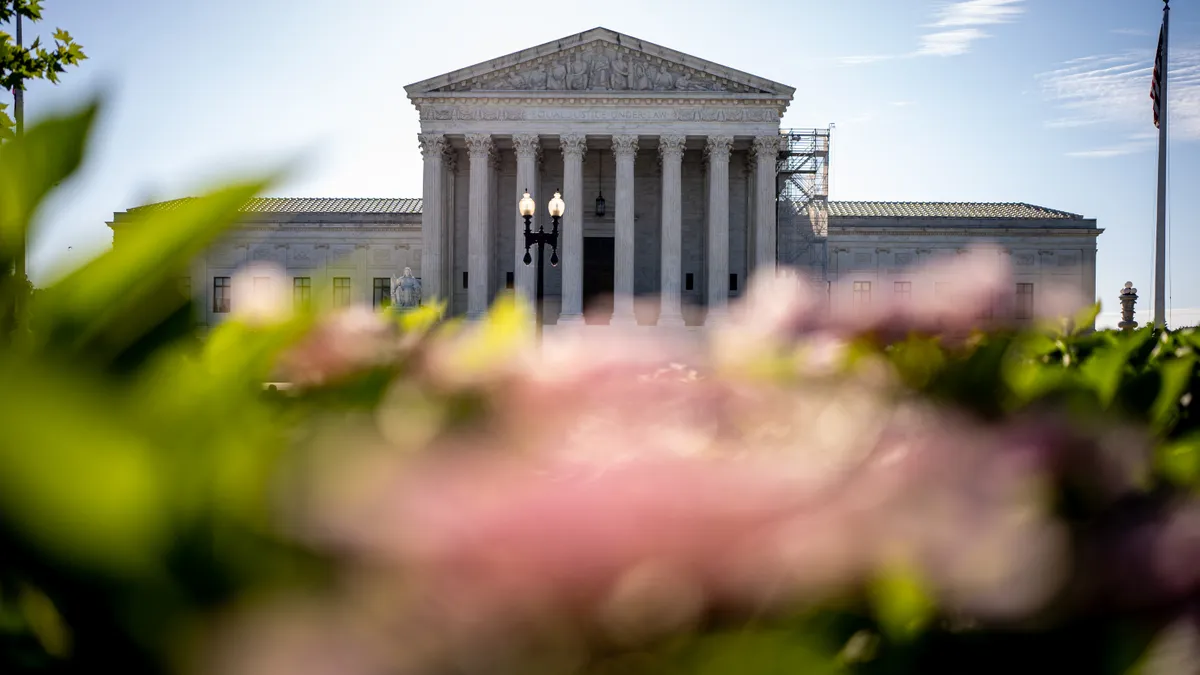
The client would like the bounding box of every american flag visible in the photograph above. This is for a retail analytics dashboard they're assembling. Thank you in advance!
[1151,20,1166,128]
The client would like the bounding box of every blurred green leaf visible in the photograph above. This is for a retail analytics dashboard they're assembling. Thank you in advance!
[869,564,936,642]
[1070,302,1102,336]
[1150,356,1194,433]
[1080,332,1150,409]
[0,361,169,575]
[32,179,277,368]
[1155,433,1200,487]
[0,101,96,260]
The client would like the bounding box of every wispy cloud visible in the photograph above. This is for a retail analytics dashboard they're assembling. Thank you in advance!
[1111,28,1152,37]
[1065,142,1153,159]
[836,54,897,66]
[837,0,1024,65]
[930,0,1025,28]
[1038,46,1200,155]
[916,28,989,57]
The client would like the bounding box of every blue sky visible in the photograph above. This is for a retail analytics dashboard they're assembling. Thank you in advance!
[13,0,1199,328]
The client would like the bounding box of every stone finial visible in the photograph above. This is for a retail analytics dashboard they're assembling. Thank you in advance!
[1119,281,1139,331]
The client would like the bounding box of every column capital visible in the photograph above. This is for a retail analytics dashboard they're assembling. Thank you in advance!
[418,133,447,159]
[611,134,639,159]
[513,133,540,159]
[658,134,686,160]
[704,135,733,163]
[751,134,783,158]
[464,133,494,159]
[560,133,587,159]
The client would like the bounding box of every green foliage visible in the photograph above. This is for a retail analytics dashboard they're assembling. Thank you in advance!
[0,0,86,140]
[3,97,1200,673]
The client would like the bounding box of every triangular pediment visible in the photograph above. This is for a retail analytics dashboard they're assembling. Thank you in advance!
[405,27,794,97]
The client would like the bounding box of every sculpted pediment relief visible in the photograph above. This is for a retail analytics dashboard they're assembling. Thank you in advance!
[429,42,765,94]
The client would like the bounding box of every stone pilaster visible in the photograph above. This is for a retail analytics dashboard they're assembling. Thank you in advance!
[658,134,687,327]
[559,133,587,324]
[752,135,781,278]
[611,134,639,326]
[705,135,732,324]
[465,133,493,319]
[513,134,540,310]
[418,133,446,305]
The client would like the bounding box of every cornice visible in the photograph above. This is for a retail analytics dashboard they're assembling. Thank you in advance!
[828,228,1104,238]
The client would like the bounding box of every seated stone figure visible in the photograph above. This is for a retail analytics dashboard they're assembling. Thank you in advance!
[390,267,422,310]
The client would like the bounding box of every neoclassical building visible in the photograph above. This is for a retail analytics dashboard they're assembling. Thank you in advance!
[110,27,1102,329]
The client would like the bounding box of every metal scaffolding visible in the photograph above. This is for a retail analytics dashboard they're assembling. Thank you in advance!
[775,128,831,277]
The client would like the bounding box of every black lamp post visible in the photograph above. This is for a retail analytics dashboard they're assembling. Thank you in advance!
[521,189,562,342]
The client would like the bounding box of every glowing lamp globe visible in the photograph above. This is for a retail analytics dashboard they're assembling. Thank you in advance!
[548,191,565,218]
[519,190,535,217]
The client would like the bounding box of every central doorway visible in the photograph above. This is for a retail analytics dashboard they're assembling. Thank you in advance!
[582,236,614,323]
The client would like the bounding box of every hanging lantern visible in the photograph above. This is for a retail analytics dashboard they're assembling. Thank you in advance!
[594,151,607,218]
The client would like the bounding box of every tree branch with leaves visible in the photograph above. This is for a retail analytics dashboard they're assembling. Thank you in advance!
[0,0,86,141]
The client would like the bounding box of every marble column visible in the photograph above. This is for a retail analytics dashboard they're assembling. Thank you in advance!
[465,133,493,319]
[442,147,457,314]
[611,134,639,325]
[512,134,540,310]
[558,133,587,324]
[418,133,446,304]
[752,135,782,278]
[746,152,757,281]
[658,134,687,327]
[705,135,733,324]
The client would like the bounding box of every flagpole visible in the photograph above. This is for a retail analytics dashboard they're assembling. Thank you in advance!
[1153,0,1170,329]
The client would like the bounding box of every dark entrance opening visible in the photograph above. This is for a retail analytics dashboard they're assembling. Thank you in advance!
[582,236,614,323]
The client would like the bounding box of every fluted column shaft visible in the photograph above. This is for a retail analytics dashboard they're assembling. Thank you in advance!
[465,134,493,319]
[513,134,540,309]
[705,135,732,323]
[658,134,686,327]
[611,134,639,325]
[418,134,446,304]
[559,133,587,323]
[752,135,781,278]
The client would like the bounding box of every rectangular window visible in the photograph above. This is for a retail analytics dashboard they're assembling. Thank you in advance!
[213,276,231,313]
[1016,283,1035,320]
[506,271,514,289]
[852,281,871,306]
[293,277,311,310]
[685,273,694,291]
[373,278,390,309]
[333,277,351,307]
[729,274,738,292]
[894,281,912,301]
[463,271,469,289]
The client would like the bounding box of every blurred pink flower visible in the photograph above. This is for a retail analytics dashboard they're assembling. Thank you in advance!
[278,307,401,386]
[716,246,1087,357]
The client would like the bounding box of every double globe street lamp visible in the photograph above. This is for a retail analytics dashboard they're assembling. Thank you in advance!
[520,189,564,342]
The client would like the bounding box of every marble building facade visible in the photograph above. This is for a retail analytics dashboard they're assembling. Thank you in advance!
[109,28,1102,329]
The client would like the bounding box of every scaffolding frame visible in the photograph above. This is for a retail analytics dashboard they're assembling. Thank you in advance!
[775,128,831,279]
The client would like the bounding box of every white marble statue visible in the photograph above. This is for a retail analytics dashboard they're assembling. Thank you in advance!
[390,267,422,309]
